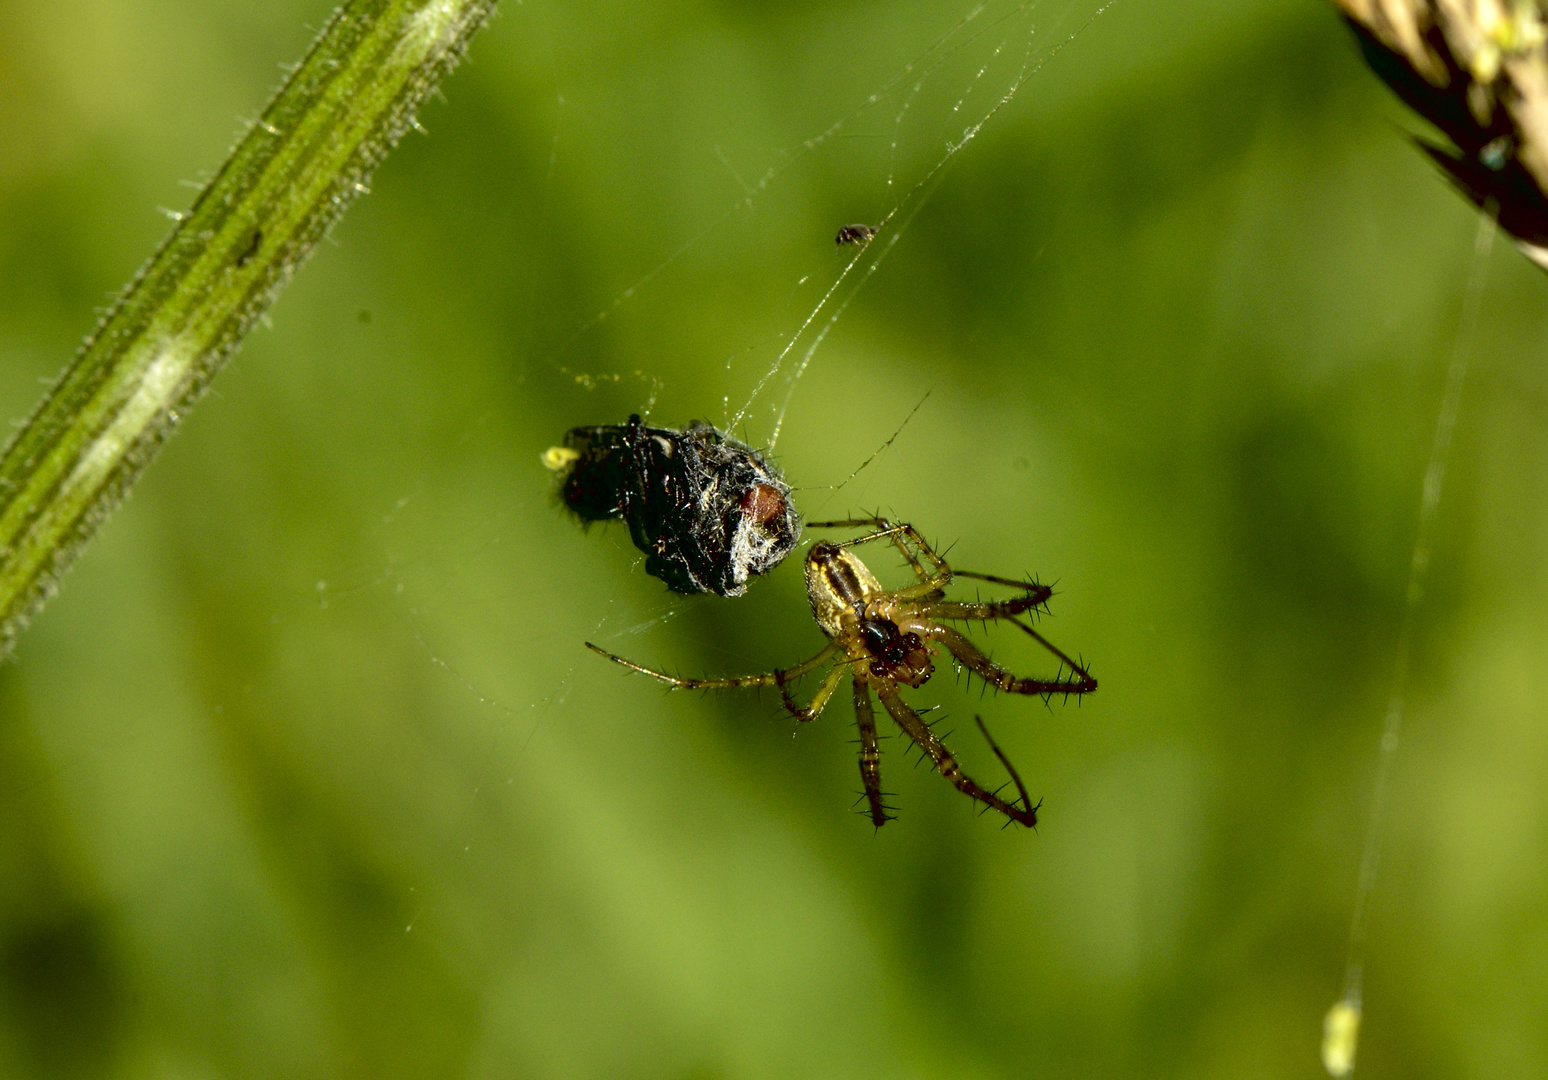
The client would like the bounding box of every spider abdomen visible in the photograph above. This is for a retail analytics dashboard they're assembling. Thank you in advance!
[806,541,884,639]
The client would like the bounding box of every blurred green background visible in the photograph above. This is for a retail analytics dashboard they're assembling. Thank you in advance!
[3,0,1547,1076]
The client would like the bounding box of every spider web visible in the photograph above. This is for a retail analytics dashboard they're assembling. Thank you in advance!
[22,2,1539,1074]
[372,0,1114,731]
[534,0,1110,438]
[276,3,1121,1017]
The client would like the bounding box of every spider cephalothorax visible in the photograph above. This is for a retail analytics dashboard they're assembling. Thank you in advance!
[807,541,934,687]
[588,518,1096,827]
[546,415,801,596]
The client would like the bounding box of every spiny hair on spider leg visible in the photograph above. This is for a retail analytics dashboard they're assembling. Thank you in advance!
[972,799,1010,825]
[767,702,802,724]
[846,730,896,746]
[847,799,898,828]
[1008,799,1044,832]
[856,811,899,832]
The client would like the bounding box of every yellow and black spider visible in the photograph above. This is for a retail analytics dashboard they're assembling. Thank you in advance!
[588,518,1096,827]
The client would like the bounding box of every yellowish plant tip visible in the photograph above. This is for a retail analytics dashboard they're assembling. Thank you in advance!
[1498,0,1547,51]
[1321,998,1361,1077]
[541,446,580,472]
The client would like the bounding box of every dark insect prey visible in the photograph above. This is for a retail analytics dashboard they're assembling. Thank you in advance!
[588,518,1097,827]
[547,415,801,596]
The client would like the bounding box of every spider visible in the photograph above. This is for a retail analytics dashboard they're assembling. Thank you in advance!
[587,518,1096,827]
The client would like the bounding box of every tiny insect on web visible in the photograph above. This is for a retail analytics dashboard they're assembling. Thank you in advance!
[745,1,1117,452]
[530,0,1113,458]
[397,0,1115,833]
[835,223,878,247]
[587,518,1096,826]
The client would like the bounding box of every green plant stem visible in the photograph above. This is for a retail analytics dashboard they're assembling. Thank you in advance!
[0,0,498,655]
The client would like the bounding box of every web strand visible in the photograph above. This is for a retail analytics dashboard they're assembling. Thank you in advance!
[1322,205,1497,1078]
[540,2,1024,375]
[750,1,1115,447]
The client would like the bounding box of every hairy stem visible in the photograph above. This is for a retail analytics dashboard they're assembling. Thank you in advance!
[0,0,498,655]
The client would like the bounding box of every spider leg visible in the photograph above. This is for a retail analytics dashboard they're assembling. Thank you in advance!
[874,681,1037,827]
[927,623,1097,695]
[852,674,889,827]
[794,660,852,723]
[918,592,1052,622]
[952,569,1051,591]
[584,641,847,720]
[912,571,1052,620]
[952,571,1052,607]
[807,518,949,591]
[974,714,1040,827]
